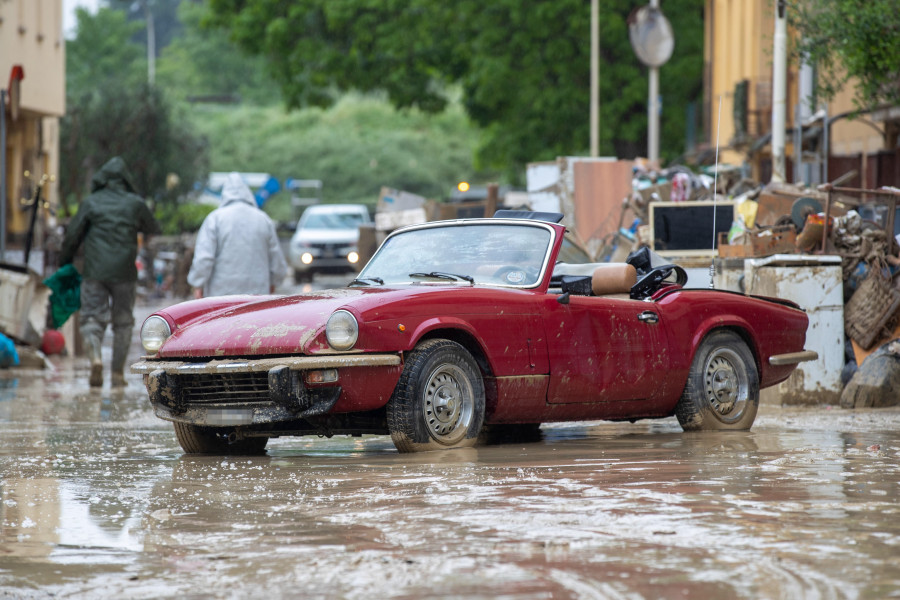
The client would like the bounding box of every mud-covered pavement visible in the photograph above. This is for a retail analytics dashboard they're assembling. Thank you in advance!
[2,280,900,599]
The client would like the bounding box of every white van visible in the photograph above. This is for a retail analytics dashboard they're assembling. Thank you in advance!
[288,204,371,282]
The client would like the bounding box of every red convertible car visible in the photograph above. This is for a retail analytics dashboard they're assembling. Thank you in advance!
[131,211,816,454]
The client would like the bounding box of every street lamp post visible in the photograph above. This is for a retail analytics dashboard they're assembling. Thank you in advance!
[648,51,660,162]
[771,0,788,182]
[590,0,600,157]
[628,1,674,164]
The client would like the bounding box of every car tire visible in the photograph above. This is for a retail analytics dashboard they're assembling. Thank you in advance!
[675,330,759,431]
[293,269,312,284]
[173,422,269,455]
[387,339,485,453]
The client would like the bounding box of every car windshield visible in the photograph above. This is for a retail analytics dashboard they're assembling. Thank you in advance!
[358,222,554,287]
[302,211,366,230]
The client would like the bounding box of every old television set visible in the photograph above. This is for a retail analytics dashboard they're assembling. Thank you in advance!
[649,201,735,258]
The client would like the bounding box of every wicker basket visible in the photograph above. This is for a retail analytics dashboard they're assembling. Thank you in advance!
[845,270,900,350]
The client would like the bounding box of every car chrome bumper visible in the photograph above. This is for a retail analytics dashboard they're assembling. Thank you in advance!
[768,350,818,366]
[153,402,303,427]
[131,353,401,375]
[132,353,401,427]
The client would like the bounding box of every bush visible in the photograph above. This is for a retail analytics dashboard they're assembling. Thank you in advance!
[155,202,216,235]
[184,94,497,212]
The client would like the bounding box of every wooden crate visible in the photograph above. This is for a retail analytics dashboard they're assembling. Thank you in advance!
[717,232,751,258]
[750,226,797,256]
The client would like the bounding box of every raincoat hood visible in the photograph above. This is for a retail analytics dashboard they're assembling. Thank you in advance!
[220,172,258,208]
[90,156,138,194]
[186,171,287,296]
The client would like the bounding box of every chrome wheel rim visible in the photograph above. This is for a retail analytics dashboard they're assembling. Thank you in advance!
[703,347,749,424]
[423,364,474,445]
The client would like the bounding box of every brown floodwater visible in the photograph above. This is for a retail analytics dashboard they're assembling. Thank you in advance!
[2,286,900,599]
[2,357,899,599]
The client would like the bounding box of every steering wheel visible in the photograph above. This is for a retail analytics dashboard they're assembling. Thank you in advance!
[493,265,536,285]
[630,264,688,300]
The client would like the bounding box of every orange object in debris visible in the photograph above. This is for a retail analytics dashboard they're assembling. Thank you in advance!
[796,212,833,252]
[805,213,833,228]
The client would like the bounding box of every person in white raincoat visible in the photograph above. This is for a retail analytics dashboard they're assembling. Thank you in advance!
[187,173,288,297]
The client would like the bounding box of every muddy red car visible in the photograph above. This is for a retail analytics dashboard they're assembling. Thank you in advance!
[132,212,815,455]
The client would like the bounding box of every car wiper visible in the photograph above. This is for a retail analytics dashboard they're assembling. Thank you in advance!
[409,271,474,284]
[349,276,384,286]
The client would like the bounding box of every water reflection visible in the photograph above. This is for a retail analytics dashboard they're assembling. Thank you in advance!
[2,369,900,599]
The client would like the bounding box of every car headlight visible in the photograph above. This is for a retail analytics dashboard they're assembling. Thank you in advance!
[140,315,172,353]
[326,310,358,351]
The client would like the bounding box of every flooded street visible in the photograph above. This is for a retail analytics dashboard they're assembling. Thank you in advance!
[2,276,899,599]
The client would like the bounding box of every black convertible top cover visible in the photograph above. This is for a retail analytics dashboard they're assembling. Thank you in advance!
[493,210,564,223]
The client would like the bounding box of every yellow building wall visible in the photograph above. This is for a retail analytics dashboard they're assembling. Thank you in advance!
[705,0,888,174]
[0,0,65,116]
[0,0,64,241]
[706,0,782,166]
[829,85,887,157]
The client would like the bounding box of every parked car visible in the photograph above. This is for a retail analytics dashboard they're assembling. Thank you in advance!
[288,203,371,282]
[132,211,816,455]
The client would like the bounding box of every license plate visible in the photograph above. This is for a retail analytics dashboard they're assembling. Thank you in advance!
[204,407,254,426]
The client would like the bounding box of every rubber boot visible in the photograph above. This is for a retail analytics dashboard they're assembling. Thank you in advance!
[111,326,131,388]
[82,321,105,388]
[89,362,104,387]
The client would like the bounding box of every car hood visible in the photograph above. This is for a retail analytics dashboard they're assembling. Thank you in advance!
[156,289,370,358]
[153,285,538,359]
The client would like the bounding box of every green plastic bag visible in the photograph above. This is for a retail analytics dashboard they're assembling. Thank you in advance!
[43,264,82,329]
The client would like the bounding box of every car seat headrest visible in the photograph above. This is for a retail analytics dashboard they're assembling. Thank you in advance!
[591,263,638,296]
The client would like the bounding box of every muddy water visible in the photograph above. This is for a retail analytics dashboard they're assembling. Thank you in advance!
[2,284,900,599]
[2,360,899,599]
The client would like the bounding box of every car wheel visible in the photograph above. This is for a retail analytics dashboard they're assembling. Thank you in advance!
[293,269,312,284]
[173,422,269,455]
[675,330,759,431]
[387,339,485,452]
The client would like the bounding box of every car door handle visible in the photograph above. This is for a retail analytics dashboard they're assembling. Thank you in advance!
[637,311,658,324]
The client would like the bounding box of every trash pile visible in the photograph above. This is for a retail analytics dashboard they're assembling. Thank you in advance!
[610,161,900,407]
[728,186,900,362]
[715,180,900,408]
[0,262,63,369]
[597,161,763,261]
[628,165,900,350]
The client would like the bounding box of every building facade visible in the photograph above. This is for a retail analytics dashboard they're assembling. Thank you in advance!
[704,0,899,188]
[0,0,64,271]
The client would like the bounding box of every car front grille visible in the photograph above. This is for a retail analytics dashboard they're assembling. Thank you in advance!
[312,242,342,251]
[175,372,271,405]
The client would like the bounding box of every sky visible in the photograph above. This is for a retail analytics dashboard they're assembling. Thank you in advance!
[62,0,102,37]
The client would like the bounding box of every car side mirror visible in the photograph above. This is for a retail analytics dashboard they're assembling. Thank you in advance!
[557,292,570,305]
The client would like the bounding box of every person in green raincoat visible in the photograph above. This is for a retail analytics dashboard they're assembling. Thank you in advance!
[59,157,160,387]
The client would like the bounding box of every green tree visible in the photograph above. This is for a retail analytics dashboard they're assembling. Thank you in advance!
[205,0,704,177]
[61,85,209,205]
[65,7,147,100]
[109,0,186,57]
[788,0,900,110]
[187,95,486,215]
[61,7,209,206]
[155,2,279,105]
